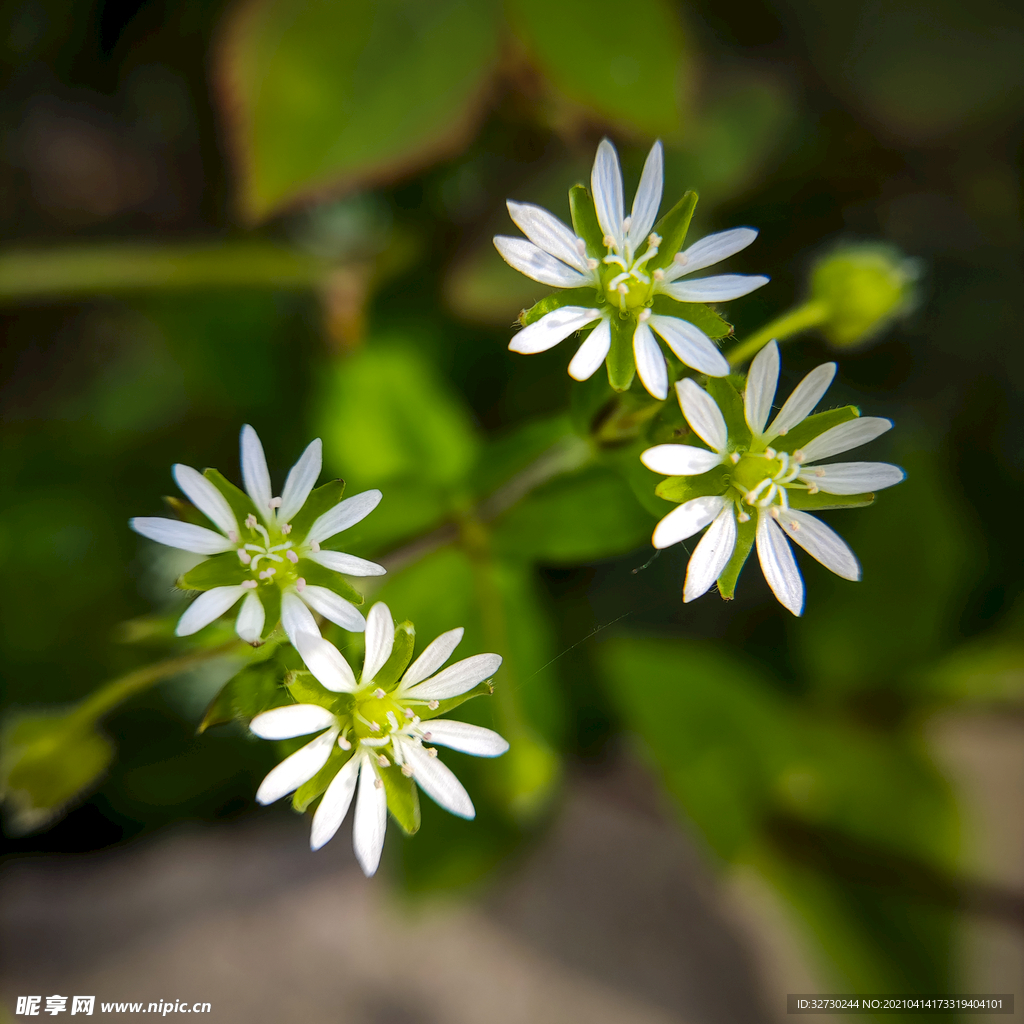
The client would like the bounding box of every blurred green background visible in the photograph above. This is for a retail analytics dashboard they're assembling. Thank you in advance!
[1,0,1022,1013]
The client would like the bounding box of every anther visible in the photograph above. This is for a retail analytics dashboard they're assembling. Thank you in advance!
[603,234,616,248]
[765,447,777,459]
[268,497,282,509]
[623,215,632,232]
[575,238,587,256]
[427,747,438,758]
[793,450,805,463]
[806,483,819,494]
[737,511,751,523]
[374,778,383,789]
[286,550,299,564]
[653,268,665,281]
[587,258,599,270]
[789,521,800,531]
[673,252,688,266]
[295,577,306,592]
[373,688,386,699]
[422,731,432,741]
[338,736,351,750]
[777,428,788,436]
[241,580,258,589]
[637,308,651,323]
[369,721,380,732]
[245,514,257,529]
[376,754,390,767]
[403,707,415,718]
[309,540,321,553]
[238,551,252,564]
[227,530,239,543]
[730,452,741,465]
[401,765,413,777]
[770,507,780,519]
[815,469,825,477]
[427,700,439,710]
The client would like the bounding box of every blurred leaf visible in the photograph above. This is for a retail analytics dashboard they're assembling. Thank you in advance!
[199,660,289,732]
[493,465,654,563]
[914,638,1024,706]
[469,413,576,500]
[507,0,688,137]
[219,0,501,219]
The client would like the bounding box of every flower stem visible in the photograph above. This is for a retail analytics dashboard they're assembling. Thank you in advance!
[725,299,829,368]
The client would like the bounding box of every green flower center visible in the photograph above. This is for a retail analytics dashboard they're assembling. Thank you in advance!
[597,231,662,312]
[351,690,411,743]
[237,515,300,588]
[727,450,803,508]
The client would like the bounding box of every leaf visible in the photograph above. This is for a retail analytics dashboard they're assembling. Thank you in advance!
[778,405,860,453]
[519,287,600,327]
[198,660,288,732]
[606,315,635,392]
[178,551,249,592]
[375,621,416,691]
[203,468,259,526]
[568,184,604,254]
[507,0,688,137]
[218,0,502,219]
[380,764,421,834]
[649,190,697,268]
[717,513,756,599]
[287,480,345,539]
[493,465,655,564]
[649,295,732,340]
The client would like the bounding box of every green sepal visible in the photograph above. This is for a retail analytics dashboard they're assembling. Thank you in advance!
[649,190,697,270]
[296,560,365,606]
[655,465,729,504]
[374,621,416,692]
[416,681,494,722]
[774,406,860,453]
[285,669,353,713]
[380,764,421,835]
[649,296,732,340]
[163,495,207,527]
[203,468,260,526]
[716,513,755,600]
[606,315,635,392]
[259,586,282,640]
[519,287,601,328]
[288,479,345,538]
[198,661,288,733]
[177,551,249,592]
[292,746,350,813]
[568,184,604,255]
[705,374,751,447]
[787,490,875,511]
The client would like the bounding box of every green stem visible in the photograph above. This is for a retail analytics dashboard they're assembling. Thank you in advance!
[726,299,829,368]
[71,641,242,727]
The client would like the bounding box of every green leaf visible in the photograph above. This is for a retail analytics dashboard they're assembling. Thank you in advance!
[219,0,502,220]
[705,374,750,446]
[203,468,259,526]
[568,184,604,255]
[654,465,728,503]
[507,0,688,137]
[649,296,732,340]
[519,287,600,327]
[178,551,249,592]
[0,711,114,834]
[469,414,576,500]
[380,764,421,834]
[777,405,860,453]
[198,660,288,732]
[606,315,635,392]
[717,513,755,599]
[295,560,365,606]
[292,746,350,813]
[493,465,654,564]
[287,479,345,539]
[375,621,417,691]
[649,190,698,269]
[786,490,875,511]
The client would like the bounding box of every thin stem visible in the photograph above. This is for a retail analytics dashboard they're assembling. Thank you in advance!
[726,299,829,368]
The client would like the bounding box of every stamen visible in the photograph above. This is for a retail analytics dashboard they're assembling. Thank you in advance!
[765,447,777,460]
[789,521,800,531]
[730,452,741,465]
[427,700,439,710]
[575,238,587,256]
[376,754,390,767]
[602,234,616,248]
[309,540,321,553]
[373,688,386,699]
[295,577,306,592]
[673,252,689,266]
[245,514,257,529]
[587,258,599,270]
[227,531,239,544]
[653,268,665,281]
[268,497,282,509]
[401,765,413,777]
[770,506,780,519]
[338,735,351,750]
[281,523,292,535]
[737,511,751,523]
[286,550,299,564]
[793,451,806,464]
[623,215,632,232]
[238,550,252,564]
[241,580,258,590]
[426,747,438,758]
[369,721,380,732]
[421,731,432,741]
[649,233,662,247]
[374,777,383,790]
[806,483,819,494]
[403,707,415,718]
[814,469,825,478]
[637,308,651,323]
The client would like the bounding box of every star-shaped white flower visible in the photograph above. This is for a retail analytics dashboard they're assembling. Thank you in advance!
[494,138,769,399]
[251,603,507,876]
[641,341,905,614]
[130,425,384,644]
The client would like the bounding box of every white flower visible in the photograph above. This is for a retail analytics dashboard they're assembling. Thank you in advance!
[641,341,905,615]
[130,425,384,644]
[251,603,507,877]
[494,138,769,399]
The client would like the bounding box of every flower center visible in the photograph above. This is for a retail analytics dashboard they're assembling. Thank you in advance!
[728,450,804,508]
[236,514,299,586]
[599,231,661,311]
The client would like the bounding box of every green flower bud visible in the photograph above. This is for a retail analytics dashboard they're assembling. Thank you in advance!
[809,244,919,349]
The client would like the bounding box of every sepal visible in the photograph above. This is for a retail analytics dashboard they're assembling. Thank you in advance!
[297,561,365,606]
[292,747,351,813]
[606,316,636,392]
[178,551,249,591]
[416,681,494,721]
[519,287,600,327]
[163,496,207,527]
[203,468,259,524]
[776,406,860,453]
[716,514,756,600]
[649,295,732,340]
[786,490,875,511]
[374,621,416,691]
[198,661,288,733]
[705,375,750,447]
[568,184,604,255]
[380,763,421,834]
[655,465,729,503]
[286,669,353,712]
[288,479,345,537]
[648,190,697,270]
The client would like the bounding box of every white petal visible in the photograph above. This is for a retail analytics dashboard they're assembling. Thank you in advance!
[172,465,238,536]
[567,318,611,381]
[305,549,386,577]
[766,363,836,440]
[240,424,274,519]
[362,602,394,683]
[640,444,723,476]
[591,138,624,249]
[129,517,233,555]
[352,756,387,876]
[250,704,337,740]
[419,719,509,758]
[661,274,769,303]
[403,742,474,819]
[175,585,248,636]
[306,489,383,545]
[299,585,366,633]
[676,378,728,452]
[801,461,905,494]
[628,140,663,247]
[666,227,759,279]
[756,509,804,616]
[744,340,779,436]
[506,201,590,273]
[294,631,358,692]
[509,306,603,355]
[797,417,893,462]
[404,653,502,701]
[401,627,464,688]
[281,591,320,645]
[633,322,669,400]
[255,728,338,805]
[493,236,590,288]
[775,508,860,581]
[684,505,737,602]
[651,495,726,549]
[310,753,359,851]
[235,590,266,643]
[278,438,322,524]
[648,314,728,376]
